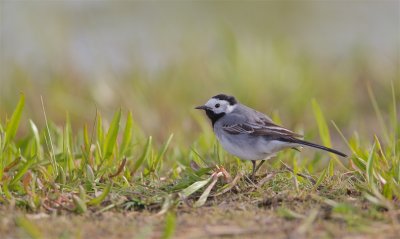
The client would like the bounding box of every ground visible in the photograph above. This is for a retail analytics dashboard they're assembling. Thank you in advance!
[2,204,398,239]
[2,174,399,239]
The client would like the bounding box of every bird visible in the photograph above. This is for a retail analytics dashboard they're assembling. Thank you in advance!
[195,94,347,177]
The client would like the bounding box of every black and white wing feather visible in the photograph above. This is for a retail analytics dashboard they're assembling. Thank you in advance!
[221,112,302,139]
[220,112,347,157]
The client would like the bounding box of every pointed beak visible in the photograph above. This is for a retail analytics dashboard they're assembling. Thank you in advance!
[195,105,210,110]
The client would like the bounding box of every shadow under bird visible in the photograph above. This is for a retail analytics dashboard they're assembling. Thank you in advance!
[195,94,347,177]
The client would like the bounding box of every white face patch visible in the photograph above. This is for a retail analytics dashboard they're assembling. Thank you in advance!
[226,104,237,113]
[204,98,236,114]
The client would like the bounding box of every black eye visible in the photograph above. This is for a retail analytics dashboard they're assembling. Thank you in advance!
[215,103,220,108]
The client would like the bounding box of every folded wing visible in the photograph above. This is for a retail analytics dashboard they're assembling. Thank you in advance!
[221,112,302,139]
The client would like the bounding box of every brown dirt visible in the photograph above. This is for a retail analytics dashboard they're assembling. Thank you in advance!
[1,201,399,239]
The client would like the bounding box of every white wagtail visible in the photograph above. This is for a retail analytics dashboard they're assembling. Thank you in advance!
[195,94,347,177]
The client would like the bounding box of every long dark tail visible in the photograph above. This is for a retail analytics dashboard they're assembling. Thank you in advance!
[291,139,347,157]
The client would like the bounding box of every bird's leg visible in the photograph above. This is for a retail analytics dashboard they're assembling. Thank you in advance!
[251,161,256,178]
[254,160,266,175]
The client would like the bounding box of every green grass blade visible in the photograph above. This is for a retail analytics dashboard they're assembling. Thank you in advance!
[73,195,87,214]
[366,141,376,187]
[0,129,3,161]
[83,124,90,150]
[312,168,327,191]
[328,160,334,177]
[153,134,174,172]
[2,181,12,199]
[161,212,176,239]
[29,120,43,160]
[103,109,121,159]
[390,80,397,158]
[79,185,87,202]
[120,111,133,157]
[41,96,58,177]
[65,113,75,174]
[10,159,34,186]
[131,136,152,175]
[97,112,104,152]
[367,83,390,144]
[15,216,43,239]
[29,120,40,145]
[86,164,95,183]
[312,99,346,171]
[311,99,331,147]
[87,183,112,206]
[65,113,73,151]
[5,93,25,145]
[331,121,354,155]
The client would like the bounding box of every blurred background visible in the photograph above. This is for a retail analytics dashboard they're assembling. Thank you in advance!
[0,1,399,146]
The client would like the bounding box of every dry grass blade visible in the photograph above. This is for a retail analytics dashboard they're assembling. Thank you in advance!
[194,172,222,207]
[109,157,127,178]
[190,160,201,172]
[213,173,242,197]
[257,172,277,187]
[294,208,319,236]
[280,161,316,185]
[4,157,21,172]
[180,176,213,198]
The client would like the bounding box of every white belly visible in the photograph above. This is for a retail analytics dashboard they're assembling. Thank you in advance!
[217,133,292,161]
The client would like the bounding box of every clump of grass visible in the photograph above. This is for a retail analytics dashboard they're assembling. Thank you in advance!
[0,94,177,213]
[1,84,399,238]
[341,83,399,209]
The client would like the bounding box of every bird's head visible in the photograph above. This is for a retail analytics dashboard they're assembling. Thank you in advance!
[195,94,238,116]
